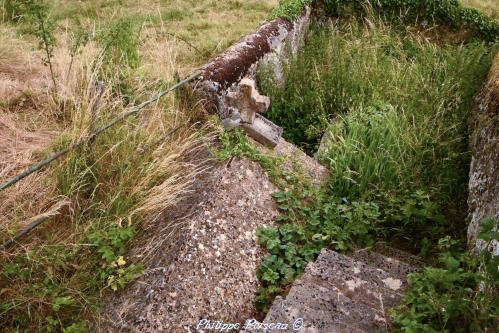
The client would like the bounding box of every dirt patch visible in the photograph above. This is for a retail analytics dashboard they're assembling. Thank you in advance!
[97,157,279,332]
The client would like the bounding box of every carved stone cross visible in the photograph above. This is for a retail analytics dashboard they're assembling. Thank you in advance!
[226,78,270,124]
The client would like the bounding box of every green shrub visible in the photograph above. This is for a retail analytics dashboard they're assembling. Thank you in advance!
[392,218,499,332]
[268,1,498,41]
[269,0,310,20]
[99,16,140,68]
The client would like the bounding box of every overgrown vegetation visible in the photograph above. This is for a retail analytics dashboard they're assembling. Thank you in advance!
[323,0,499,41]
[4,0,59,91]
[0,56,190,331]
[270,0,498,41]
[392,218,499,332]
[1,0,497,331]
[255,5,498,329]
[99,16,140,69]
[270,0,309,20]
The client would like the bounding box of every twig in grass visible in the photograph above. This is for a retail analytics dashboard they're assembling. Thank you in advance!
[157,31,204,56]
[0,200,70,250]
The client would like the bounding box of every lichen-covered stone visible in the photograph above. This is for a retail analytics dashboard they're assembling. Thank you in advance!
[191,7,312,118]
[97,158,279,332]
[468,52,499,256]
[192,19,292,118]
[242,248,422,333]
[226,78,270,124]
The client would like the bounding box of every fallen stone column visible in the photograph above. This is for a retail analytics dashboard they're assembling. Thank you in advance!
[193,18,291,118]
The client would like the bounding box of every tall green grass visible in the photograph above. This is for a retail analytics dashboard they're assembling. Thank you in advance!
[260,19,493,196]
[254,17,497,322]
[258,18,495,252]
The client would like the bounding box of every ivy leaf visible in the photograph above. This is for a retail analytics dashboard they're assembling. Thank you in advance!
[262,269,280,284]
[267,239,281,254]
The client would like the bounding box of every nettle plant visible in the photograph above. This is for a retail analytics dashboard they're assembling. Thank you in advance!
[392,217,499,332]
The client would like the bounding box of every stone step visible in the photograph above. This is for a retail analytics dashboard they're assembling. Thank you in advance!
[349,244,423,282]
[241,247,422,333]
[273,281,390,332]
[309,250,406,308]
[252,137,330,188]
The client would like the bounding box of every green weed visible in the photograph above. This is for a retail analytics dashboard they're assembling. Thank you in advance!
[99,16,140,69]
[5,0,59,91]
[392,218,499,332]
[269,0,309,20]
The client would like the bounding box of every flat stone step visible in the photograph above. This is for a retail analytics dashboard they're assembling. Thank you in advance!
[242,248,422,333]
[302,250,405,310]
[252,137,330,188]
[349,244,423,281]
[240,114,283,148]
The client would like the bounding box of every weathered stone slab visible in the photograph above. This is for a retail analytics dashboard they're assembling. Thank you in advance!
[243,248,422,333]
[304,250,405,309]
[255,7,312,89]
[240,114,283,148]
[253,137,330,188]
[350,244,423,280]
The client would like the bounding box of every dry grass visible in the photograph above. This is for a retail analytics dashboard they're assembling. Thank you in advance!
[1,0,273,233]
[461,0,499,21]
[132,128,214,224]
[0,111,59,238]
[53,0,278,71]
[0,27,48,103]
[0,0,277,330]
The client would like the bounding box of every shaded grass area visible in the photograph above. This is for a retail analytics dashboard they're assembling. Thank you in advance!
[254,17,497,326]
[270,0,499,41]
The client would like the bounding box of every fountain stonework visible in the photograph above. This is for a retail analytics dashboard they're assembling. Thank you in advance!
[191,7,312,147]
